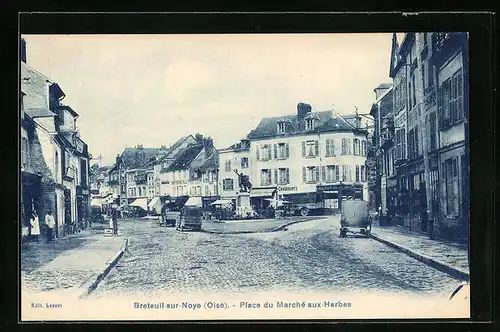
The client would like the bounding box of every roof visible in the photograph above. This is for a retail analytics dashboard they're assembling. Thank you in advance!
[90,166,111,182]
[166,144,204,172]
[154,135,193,165]
[192,151,219,172]
[119,147,163,169]
[375,85,394,104]
[58,105,79,117]
[24,107,56,118]
[247,110,357,140]
[374,83,392,91]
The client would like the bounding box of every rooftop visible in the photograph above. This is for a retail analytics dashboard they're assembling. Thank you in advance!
[166,144,204,172]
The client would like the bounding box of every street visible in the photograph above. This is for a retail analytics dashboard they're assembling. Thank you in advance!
[89,217,461,298]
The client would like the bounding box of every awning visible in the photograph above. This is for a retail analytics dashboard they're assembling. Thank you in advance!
[184,196,202,207]
[148,196,161,208]
[249,188,276,198]
[210,199,233,206]
[129,198,148,210]
[91,198,104,206]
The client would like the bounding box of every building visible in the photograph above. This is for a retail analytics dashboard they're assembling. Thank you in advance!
[432,32,469,241]
[246,102,369,214]
[369,83,394,218]
[21,55,91,238]
[386,32,468,241]
[217,138,251,206]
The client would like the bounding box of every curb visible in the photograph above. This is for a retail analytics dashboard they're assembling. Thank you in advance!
[78,238,129,298]
[370,233,469,281]
[202,217,325,235]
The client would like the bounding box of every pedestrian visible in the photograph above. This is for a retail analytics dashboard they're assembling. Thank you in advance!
[30,210,40,242]
[45,210,55,242]
[112,209,119,236]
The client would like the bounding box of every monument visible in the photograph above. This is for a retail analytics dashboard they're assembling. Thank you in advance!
[234,169,253,217]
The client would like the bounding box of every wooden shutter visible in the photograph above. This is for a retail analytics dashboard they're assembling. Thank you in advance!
[331,139,335,156]
[274,169,278,184]
[286,168,290,184]
[267,169,272,185]
[348,139,352,155]
[321,166,326,182]
[457,70,463,119]
[256,146,260,160]
[273,144,278,159]
[302,141,306,156]
[315,167,320,183]
[325,140,330,156]
[285,143,290,158]
[315,140,319,156]
[267,145,271,160]
[335,165,340,181]
[302,167,306,183]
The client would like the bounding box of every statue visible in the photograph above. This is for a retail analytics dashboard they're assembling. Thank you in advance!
[234,169,252,192]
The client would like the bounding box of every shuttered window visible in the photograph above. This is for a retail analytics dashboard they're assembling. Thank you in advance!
[325,139,335,156]
[303,140,318,158]
[279,168,290,184]
[356,165,360,182]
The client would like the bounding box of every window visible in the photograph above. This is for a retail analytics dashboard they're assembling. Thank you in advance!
[276,143,289,159]
[444,157,459,215]
[324,165,338,183]
[278,168,290,185]
[341,138,352,155]
[223,179,234,191]
[21,137,29,168]
[325,139,335,156]
[302,140,319,158]
[429,113,437,151]
[260,169,272,186]
[353,138,360,155]
[277,122,286,134]
[302,166,319,183]
[361,165,366,182]
[439,69,463,129]
[421,63,426,91]
[224,159,231,172]
[355,165,360,182]
[260,144,272,161]
[305,119,315,131]
[341,165,349,181]
[196,186,202,196]
[241,157,249,168]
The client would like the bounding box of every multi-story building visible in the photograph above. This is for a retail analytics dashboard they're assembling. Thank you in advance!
[21,50,91,238]
[386,32,468,241]
[246,103,369,215]
[217,138,251,206]
[432,32,469,240]
[369,83,394,219]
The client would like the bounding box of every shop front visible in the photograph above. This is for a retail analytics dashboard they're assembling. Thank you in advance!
[21,172,41,236]
[249,187,277,210]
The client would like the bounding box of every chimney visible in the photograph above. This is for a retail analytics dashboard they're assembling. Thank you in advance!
[20,38,27,63]
[374,84,392,100]
[116,154,120,165]
[297,103,312,120]
[136,144,143,149]
[161,145,167,149]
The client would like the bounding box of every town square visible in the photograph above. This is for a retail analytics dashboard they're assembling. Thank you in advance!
[20,32,470,319]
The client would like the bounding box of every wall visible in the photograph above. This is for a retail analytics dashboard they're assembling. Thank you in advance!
[249,131,368,195]
[21,63,50,112]
[218,149,251,199]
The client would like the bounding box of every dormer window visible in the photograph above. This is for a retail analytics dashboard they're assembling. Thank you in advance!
[277,122,286,134]
[305,119,315,131]
[277,118,291,134]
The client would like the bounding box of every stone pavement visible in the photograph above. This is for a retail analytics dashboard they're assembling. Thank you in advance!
[370,224,469,280]
[21,224,127,295]
[201,216,326,234]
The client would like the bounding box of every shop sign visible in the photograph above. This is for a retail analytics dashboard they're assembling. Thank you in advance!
[277,186,298,193]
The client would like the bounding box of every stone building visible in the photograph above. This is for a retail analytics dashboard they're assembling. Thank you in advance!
[246,103,369,215]
[21,55,91,238]
[385,32,469,241]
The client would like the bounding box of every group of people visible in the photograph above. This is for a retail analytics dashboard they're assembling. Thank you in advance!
[28,210,56,243]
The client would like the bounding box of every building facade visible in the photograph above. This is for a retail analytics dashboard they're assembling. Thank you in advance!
[217,138,251,205]
[385,32,469,241]
[247,103,369,214]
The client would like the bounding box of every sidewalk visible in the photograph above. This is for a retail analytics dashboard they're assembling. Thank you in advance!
[21,224,127,296]
[370,224,469,281]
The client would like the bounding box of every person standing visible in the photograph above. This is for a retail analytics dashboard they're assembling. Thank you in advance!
[112,209,119,236]
[45,210,55,242]
[30,210,40,242]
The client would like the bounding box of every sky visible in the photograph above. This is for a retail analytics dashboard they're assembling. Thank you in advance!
[22,33,398,166]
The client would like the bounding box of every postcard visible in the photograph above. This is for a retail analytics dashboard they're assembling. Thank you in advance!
[20,32,470,321]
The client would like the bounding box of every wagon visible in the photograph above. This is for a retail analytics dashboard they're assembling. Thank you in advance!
[339,199,372,238]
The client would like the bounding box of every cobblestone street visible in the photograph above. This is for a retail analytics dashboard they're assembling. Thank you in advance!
[89,217,462,298]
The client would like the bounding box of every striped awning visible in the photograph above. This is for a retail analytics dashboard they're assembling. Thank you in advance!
[249,188,276,198]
